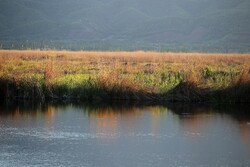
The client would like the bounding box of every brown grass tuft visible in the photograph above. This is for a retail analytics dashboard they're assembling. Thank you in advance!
[238,66,250,85]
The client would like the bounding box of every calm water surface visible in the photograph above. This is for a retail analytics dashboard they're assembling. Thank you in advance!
[0,102,250,167]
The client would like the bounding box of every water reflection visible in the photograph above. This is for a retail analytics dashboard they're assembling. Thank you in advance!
[0,100,250,166]
[168,103,250,147]
[1,101,249,143]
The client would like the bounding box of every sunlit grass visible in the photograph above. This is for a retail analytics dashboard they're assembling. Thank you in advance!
[0,50,249,102]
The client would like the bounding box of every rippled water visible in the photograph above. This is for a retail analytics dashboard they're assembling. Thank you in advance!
[0,101,250,167]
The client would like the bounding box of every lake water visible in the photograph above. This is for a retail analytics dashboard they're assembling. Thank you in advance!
[0,101,250,167]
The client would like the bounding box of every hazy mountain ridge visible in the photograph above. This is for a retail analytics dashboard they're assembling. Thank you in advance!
[0,0,250,51]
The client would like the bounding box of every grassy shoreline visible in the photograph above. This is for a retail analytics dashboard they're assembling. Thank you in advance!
[0,50,249,103]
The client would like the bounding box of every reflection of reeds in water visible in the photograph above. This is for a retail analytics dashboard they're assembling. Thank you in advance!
[168,103,250,147]
[89,107,119,134]
[86,106,167,134]
[0,101,249,145]
[0,102,57,134]
[0,100,54,117]
[239,124,250,147]
[44,105,56,131]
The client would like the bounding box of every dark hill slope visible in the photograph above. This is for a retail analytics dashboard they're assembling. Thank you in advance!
[0,0,250,51]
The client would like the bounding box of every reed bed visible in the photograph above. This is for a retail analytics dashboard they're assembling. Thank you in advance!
[0,50,249,102]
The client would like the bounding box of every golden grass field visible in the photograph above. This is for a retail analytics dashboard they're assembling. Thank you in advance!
[0,50,249,102]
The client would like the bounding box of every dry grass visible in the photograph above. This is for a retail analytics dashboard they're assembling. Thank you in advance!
[0,50,249,102]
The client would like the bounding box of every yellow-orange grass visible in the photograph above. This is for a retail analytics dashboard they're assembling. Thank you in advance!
[0,50,249,64]
[0,50,249,86]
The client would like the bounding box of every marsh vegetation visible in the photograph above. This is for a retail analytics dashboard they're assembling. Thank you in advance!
[0,50,249,102]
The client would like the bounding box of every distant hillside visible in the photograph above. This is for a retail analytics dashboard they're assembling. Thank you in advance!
[0,0,250,52]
